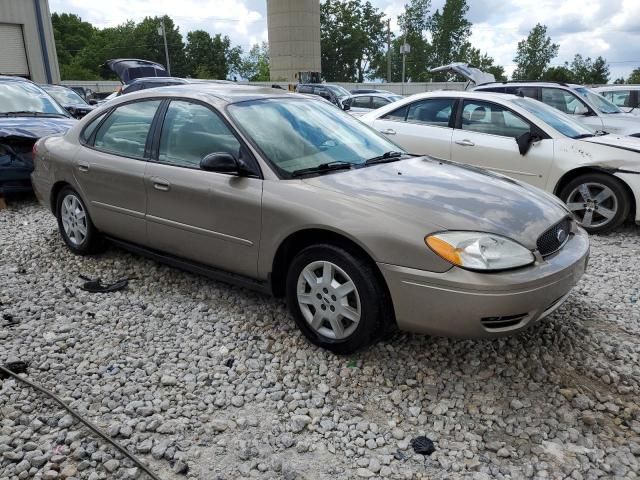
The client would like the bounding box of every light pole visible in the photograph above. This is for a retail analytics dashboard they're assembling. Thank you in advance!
[158,19,171,75]
[400,42,410,95]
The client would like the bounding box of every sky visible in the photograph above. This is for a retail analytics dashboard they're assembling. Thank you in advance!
[49,0,640,81]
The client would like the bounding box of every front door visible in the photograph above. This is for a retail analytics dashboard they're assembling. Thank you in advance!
[450,99,554,189]
[144,100,262,278]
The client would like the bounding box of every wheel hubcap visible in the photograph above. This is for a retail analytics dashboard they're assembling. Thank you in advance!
[61,194,88,246]
[566,182,618,229]
[296,261,361,340]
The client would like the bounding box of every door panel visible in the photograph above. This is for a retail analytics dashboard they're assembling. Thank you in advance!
[372,98,456,160]
[76,100,161,244]
[144,100,263,277]
[451,100,553,189]
[144,163,262,277]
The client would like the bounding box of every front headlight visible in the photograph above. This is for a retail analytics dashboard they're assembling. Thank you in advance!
[425,232,535,271]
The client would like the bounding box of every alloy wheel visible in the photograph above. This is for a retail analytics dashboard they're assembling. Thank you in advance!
[566,182,618,229]
[296,260,361,340]
[60,194,88,246]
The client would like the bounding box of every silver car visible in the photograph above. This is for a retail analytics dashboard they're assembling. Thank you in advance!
[32,85,589,353]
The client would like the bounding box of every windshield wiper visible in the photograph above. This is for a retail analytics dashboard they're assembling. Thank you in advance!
[572,133,596,139]
[364,151,405,165]
[0,111,67,118]
[291,161,355,177]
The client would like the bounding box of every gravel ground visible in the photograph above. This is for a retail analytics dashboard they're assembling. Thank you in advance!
[1,198,639,480]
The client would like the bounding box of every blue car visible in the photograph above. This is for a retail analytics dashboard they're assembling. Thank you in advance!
[0,77,75,195]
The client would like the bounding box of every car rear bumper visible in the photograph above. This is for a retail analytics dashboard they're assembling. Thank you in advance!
[378,226,590,338]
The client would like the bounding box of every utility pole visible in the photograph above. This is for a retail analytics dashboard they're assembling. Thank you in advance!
[158,18,171,76]
[400,41,409,95]
[386,19,391,83]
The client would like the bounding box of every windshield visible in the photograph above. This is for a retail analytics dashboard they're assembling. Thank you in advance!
[512,97,595,139]
[325,85,350,98]
[0,81,70,115]
[228,98,405,177]
[42,86,87,106]
[574,87,621,114]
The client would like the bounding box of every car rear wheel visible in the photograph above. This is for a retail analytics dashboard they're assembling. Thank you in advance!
[286,244,389,354]
[56,187,102,254]
[559,173,630,234]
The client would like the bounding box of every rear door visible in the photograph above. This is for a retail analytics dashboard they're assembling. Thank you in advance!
[144,99,263,277]
[372,98,456,160]
[76,99,161,244]
[450,99,554,189]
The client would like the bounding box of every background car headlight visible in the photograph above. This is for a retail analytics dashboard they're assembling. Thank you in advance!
[425,232,535,271]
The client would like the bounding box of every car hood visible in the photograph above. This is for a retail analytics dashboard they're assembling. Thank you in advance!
[0,116,76,140]
[303,157,569,250]
[599,113,640,134]
[102,58,168,84]
[430,63,496,85]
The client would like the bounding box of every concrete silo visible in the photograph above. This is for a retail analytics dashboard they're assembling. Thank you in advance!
[266,0,321,82]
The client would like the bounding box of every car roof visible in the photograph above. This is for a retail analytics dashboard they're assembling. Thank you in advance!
[112,83,297,105]
[0,75,35,84]
[593,85,639,91]
[476,81,583,89]
[350,92,398,98]
[127,76,188,84]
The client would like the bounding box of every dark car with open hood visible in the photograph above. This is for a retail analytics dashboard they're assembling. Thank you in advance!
[0,77,75,195]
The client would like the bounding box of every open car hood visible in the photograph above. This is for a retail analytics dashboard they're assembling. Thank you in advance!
[102,59,168,84]
[430,63,495,85]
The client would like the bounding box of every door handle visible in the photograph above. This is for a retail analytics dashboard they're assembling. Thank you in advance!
[77,163,90,172]
[455,139,475,147]
[379,128,396,135]
[151,177,171,192]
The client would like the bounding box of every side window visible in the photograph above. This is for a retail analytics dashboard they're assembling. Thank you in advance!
[541,88,587,114]
[158,100,241,169]
[406,98,455,127]
[352,96,372,108]
[93,100,161,158]
[371,96,389,109]
[505,86,537,98]
[382,104,408,121]
[602,90,631,108]
[461,100,531,138]
[80,112,105,144]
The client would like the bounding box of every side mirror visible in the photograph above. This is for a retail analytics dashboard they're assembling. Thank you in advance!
[318,91,332,101]
[342,101,351,111]
[515,131,541,156]
[88,99,98,105]
[200,152,239,174]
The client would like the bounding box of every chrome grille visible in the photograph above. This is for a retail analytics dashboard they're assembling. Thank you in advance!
[537,218,571,257]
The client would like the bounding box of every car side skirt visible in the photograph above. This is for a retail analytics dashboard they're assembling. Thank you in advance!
[106,236,272,295]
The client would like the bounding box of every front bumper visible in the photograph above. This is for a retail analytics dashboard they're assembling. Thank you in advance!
[379,226,590,338]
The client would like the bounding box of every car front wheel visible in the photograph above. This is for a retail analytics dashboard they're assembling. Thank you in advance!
[286,244,390,354]
[56,186,102,254]
[560,173,630,234]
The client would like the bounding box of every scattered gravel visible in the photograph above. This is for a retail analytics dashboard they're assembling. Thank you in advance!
[1,198,639,479]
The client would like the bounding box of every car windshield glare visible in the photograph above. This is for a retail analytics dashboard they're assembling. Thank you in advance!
[575,87,621,114]
[0,82,70,115]
[325,85,350,98]
[512,97,594,139]
[44,87,88,106]
[228,98,405,176]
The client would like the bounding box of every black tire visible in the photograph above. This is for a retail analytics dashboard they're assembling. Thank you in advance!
[285,244,391,354]
[56,186,103,254]
[559,173,630,234]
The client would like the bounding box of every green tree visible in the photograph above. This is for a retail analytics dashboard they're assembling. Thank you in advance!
[320,0,387,82]
[567,55,609,84]
[512,24,559,80]
[462,46,506,81]
[429,0,472,80]
[184,31,239,79]
[613,77,625,84]
[237,42,270,81]
[542,66,575,83]
[629,68,640,84]
[51,13,98,80]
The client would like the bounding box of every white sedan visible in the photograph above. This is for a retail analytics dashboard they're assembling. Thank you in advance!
[360,91,640,233]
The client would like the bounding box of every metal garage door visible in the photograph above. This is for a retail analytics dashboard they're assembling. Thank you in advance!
[0,23,29,77]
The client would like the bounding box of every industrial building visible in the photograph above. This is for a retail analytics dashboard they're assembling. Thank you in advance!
[266,0,321,82]
[0,0,60,83]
